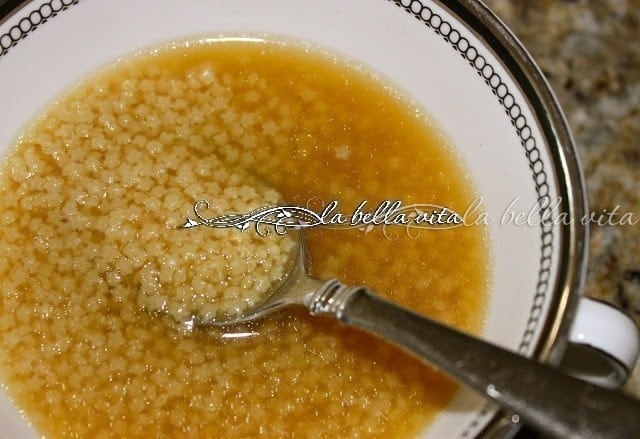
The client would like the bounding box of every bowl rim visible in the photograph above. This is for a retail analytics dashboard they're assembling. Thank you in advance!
[0,0,590,437]
[436,0,588,435]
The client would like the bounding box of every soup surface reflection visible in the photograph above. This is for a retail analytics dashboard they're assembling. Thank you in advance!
[0,40,488,438]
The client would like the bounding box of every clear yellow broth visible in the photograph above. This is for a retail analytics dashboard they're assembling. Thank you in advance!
[0,40,489,438]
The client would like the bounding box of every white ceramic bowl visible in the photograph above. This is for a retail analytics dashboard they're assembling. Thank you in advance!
[0,1,638,437]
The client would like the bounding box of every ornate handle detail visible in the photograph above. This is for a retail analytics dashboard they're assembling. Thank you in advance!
[306,279,358,316]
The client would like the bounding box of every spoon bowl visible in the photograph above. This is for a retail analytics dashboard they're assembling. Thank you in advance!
[204,232,325,327]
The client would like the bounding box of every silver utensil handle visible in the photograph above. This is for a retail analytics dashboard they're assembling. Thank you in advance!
[318,284,640,439]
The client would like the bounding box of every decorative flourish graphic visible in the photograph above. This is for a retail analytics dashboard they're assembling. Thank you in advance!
[183,199,464,238]
[182,200,321,235]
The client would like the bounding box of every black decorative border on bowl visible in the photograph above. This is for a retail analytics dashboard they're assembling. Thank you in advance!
[390,0,554,356]
[390,0,555,436]
[0,0,556,437]
[0,0,77,56]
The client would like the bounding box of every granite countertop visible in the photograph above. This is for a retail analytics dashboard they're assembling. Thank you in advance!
[482,0,640,397]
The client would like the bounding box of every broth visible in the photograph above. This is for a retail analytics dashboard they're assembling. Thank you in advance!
[0,39,488,438]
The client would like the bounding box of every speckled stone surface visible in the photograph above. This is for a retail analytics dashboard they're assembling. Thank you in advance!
[482,0,640,396]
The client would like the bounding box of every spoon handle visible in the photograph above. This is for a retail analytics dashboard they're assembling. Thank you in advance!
[315,283,640,439]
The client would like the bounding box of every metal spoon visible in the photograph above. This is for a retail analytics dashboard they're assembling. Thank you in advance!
[207,236,640,439]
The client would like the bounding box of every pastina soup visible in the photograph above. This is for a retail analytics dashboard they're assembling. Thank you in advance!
[0,39,488,438]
